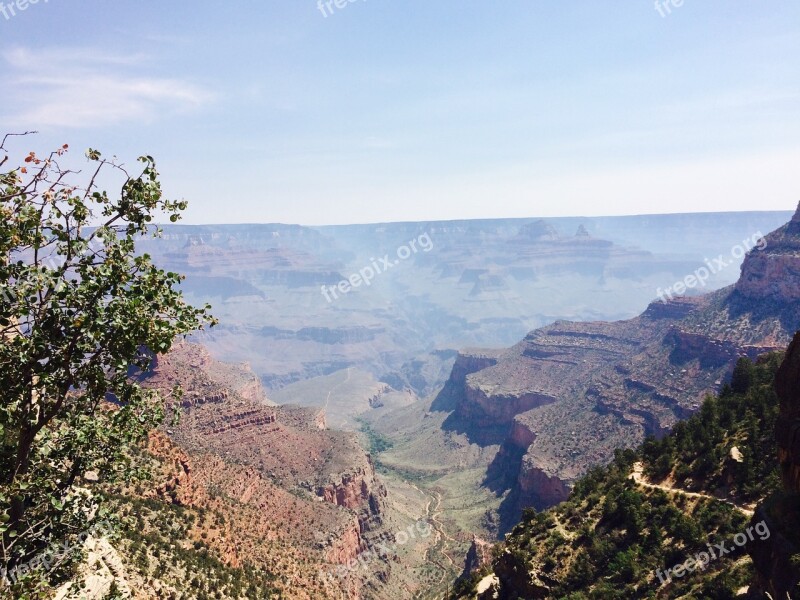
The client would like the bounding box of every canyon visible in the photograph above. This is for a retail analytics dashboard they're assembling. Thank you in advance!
[130,342,436,599]
[94,207,799,599]
[425,203,800,533]
[138,211,790,396]
[418,207,800,531]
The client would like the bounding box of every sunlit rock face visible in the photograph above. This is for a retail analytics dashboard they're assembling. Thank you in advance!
[736,201,800,303]
[439,208,800,535]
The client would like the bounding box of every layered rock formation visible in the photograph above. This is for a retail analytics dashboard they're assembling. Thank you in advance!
[317,463,387,514]
[164,237,344,290]
[440,205,800,531]
[142,432,355,598]
[137,213,792,396]
[138,342,393,599]
[736,203,800,303]
[431,350,502,413]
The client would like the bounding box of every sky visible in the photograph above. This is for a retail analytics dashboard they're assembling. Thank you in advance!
[1,1,799,225]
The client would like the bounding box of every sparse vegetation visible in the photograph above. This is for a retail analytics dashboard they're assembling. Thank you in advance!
[0,138,214,597]
[108,495,280,599]
[357,419,395,474]
[455,352,785,599]
[642,355,782,502]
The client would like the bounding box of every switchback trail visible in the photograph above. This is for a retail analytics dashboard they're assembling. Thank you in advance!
[408,482,458,598]
[630,462,755,517]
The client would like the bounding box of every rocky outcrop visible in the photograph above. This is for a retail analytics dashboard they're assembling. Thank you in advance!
[489,417,571,529]
[455,385,558,427]
[748,331,800,598]
[736,201,800,303]
[516,457,571,509]
[325,518,366,566]
[148,432,195,506]
[317,466,383,514]
[181,390,229,408]
[143,342,276,407]
[462,536,494,579]
[486,420,538,496]
[235,374,272,405]
[790,202,800,234]
[665,327,777,369]
[575,225,590,238]
[142,432,367,599]
[138,342,393,599]
[507,419,537,450]
[430,350,501,412]
[643,296,701,320]
[441,208,800,531]
[492,550,551,599]
[313,408,328,430]
[451,352,502,385]
[207,408,277,435]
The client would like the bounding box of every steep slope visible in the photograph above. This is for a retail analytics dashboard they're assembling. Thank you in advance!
[42,342,441,600]
[143,343,386,525]
[135,342,395,599]
[454,350,786,599]
[748,331,800,598]
[438,203,800,530]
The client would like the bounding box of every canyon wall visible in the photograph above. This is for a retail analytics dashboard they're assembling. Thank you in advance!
[139,342,394,599]
[748,331,800,598]
[736,203,800,303]
[441,206,800,531]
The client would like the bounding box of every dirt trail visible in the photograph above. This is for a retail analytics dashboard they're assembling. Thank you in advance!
[408,481,457,592]
[430,491,457,549]
[323,367,352,412]
[630,462,755,517]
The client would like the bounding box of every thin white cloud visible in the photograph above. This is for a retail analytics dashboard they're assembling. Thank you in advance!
[1,47,213,129]
[4,47,148,69]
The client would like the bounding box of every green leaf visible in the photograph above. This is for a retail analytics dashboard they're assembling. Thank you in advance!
[0,142,214,584]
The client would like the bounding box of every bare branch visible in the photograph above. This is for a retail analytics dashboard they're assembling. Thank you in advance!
[0,131,38,152]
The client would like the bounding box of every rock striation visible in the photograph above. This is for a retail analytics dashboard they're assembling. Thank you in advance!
[736,202,800,303]
[431,350,501,413]
[138,342,392,598]
[317,463,387,515]
[440,207,800,531]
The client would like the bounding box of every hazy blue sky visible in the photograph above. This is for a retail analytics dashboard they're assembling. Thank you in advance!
[1,1,799,225]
